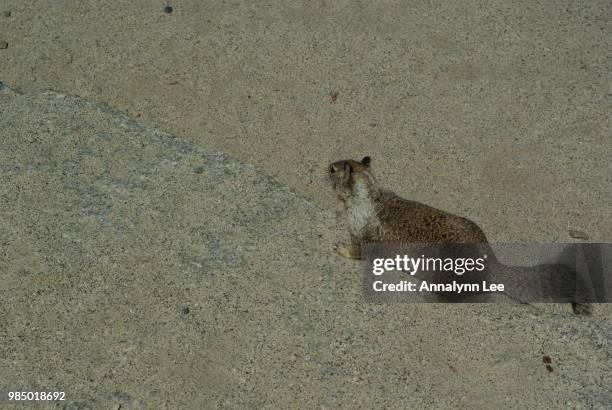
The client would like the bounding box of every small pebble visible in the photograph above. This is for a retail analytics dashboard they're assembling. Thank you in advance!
[569,230,589,240]
[164,5,173,14]
[3,10,10,18]
[0,41,8,49]
[329,90,338,103]
[182,307,190,314]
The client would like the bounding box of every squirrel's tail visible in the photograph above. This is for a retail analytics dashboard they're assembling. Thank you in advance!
[490,257,593,315]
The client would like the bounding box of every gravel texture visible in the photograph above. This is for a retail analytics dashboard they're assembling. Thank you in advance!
[0,1,610,244]
[0,88,610,408]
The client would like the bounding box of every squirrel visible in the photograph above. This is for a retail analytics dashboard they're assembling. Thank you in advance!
[328,156,592,315]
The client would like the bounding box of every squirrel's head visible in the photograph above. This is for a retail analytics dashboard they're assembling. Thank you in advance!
[328,156,377,201]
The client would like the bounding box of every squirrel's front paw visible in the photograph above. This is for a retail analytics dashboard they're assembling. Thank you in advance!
[334,243,361,260]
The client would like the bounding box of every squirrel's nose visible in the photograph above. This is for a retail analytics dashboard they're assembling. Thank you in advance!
[329,165,337,174]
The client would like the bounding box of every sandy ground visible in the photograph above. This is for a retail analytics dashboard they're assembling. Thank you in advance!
[0,0,611,408]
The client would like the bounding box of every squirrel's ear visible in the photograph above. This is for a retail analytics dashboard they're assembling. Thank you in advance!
[361,156,371,167]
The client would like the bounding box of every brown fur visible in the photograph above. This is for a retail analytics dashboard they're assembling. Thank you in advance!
[328,156,592,315]
[329,156,489,258]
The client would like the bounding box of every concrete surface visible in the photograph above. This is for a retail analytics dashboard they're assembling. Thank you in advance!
[0,0,611,408]
[0,0,610,243]
[1,88,611,408]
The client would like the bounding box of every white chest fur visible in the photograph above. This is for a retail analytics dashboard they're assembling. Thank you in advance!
[346,180,380,237]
